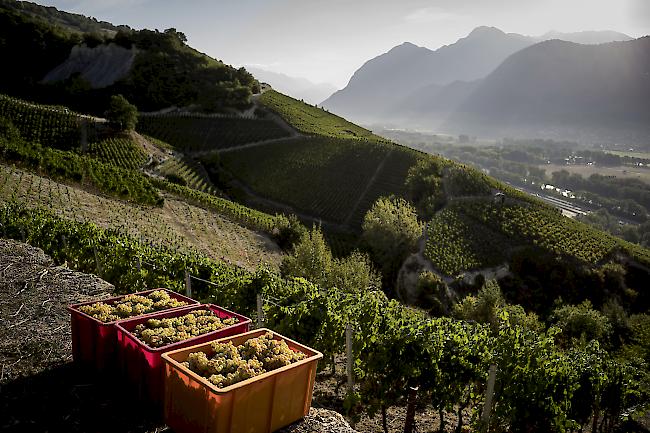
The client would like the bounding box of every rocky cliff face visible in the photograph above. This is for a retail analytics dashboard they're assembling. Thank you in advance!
[43,43,137,88]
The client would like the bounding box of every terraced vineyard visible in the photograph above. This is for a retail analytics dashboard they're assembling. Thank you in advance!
[346,148,420,227]
[0,163,283,270]
[425,199,650,275]
[0,138,162,206]
[137,114,290,153]
[0,93,82,149]
[426,205,511,275]
[218,137,394,224]
[259,90,384,141]
[87,136,147,169]
[157,156,219,195]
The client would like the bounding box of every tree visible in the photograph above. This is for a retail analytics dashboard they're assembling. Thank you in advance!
[105,94,138,131]
[329,251,381,294]
[362,196,422,287]
[551,300,613,345]
[405,158,445,218]
[280,226,380,293]
[280,226,332,288]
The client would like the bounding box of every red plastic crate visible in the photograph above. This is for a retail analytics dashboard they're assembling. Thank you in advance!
[67,289,198,374]
[115,304,251,407]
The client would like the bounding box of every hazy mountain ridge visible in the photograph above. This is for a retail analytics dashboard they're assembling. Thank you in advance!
[322,27,635,131]
[442,37,650,142]
[322,27,536,121]
[245,67,336,105]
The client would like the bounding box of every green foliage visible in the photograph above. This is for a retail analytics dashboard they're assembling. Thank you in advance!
[330,250,382,294]
[281,226,380,293]
[362,196,421,284]
[259,90,385,141]
[552,300,613,345]
[119,29,256,111]
[105,95,137,131]
[426,205,511,275]
[0,117,20,142]
[426,199,650,278]
[271,214,308,250]
[415,270,450,315]
[0,7,79,97]
[137,114,289,152]
[280,227,333,287]
[454,281,543,332]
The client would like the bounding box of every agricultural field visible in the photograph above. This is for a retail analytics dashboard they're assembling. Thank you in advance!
[0,93,83,150]
[137,114,290,153]
[87,136,147,170]
[540,163,650,184]
[425,198,650,276]
[0,163,283,270]
[259,90,385,142]
[218,137,409,224]
[426,205,511,275]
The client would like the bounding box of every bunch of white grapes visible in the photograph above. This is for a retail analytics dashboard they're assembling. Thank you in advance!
[133,310,238,348]
[77,290,188,322]
[183,332,306,388]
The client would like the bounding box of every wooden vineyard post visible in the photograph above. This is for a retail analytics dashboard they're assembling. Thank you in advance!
[404,386,419,433]
[256,294,264,328]
[184,269,192,298]
[346,322,354,393]
[480,364,497,432]
[93,246,103,276]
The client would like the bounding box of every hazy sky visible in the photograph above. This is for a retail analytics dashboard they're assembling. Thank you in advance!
[34,0,650,88]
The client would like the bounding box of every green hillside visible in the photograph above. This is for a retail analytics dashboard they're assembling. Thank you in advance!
[216,137,418,225]
[0,2,258,114]
[259,90,385,141]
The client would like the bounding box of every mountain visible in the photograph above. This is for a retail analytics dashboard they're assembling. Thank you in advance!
[540,30,633,45]
[322,27,535,122]
[246,67,336,105]
[322,27,634,125]
[442,37,650,143]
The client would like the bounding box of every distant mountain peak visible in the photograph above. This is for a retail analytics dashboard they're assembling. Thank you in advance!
[468,26,506,37]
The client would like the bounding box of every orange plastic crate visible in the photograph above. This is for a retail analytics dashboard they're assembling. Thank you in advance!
[162,328,323,433]
[67,289,198,373]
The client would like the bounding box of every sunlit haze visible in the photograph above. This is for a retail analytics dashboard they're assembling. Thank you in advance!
[30,0,650,88]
